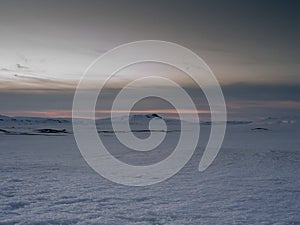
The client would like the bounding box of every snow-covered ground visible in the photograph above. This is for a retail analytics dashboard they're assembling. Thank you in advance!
[0,114,299,224]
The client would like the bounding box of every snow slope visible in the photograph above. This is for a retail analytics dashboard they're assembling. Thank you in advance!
[0,115,299,224]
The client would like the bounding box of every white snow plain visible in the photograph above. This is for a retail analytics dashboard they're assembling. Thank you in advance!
[0,115,299,224]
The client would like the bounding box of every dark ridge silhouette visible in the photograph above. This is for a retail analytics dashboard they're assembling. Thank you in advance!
[35,129,69,134]
[251,127,270,131]
[145,114,162,119]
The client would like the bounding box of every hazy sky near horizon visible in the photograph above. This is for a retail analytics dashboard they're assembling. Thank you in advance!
[0,0,299,119]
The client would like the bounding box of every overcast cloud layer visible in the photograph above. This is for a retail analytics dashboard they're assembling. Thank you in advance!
[0,0,299,119]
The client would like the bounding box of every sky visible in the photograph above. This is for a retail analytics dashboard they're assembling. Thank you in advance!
[0,0,299,120]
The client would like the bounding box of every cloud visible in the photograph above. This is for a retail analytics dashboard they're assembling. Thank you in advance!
[0,68,10,71]
[0,74,77,92]
[221,83,300,102]
[0,82,299,119]
[16,63,29,69]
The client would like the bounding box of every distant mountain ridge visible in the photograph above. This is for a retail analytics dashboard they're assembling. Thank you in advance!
[0,113,297,125]
[0,114,71,124]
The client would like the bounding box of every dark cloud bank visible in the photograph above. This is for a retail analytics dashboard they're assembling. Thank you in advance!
[0,83,299,120]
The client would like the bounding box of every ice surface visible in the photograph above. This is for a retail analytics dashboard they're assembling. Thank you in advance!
[0,115,299,224]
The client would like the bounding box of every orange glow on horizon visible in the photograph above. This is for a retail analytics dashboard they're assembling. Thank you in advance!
[1,109,212,119]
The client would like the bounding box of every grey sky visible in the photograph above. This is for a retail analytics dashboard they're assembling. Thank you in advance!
[0,0,299,119]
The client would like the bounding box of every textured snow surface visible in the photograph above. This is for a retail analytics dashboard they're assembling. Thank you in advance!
[0,115,300,224]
